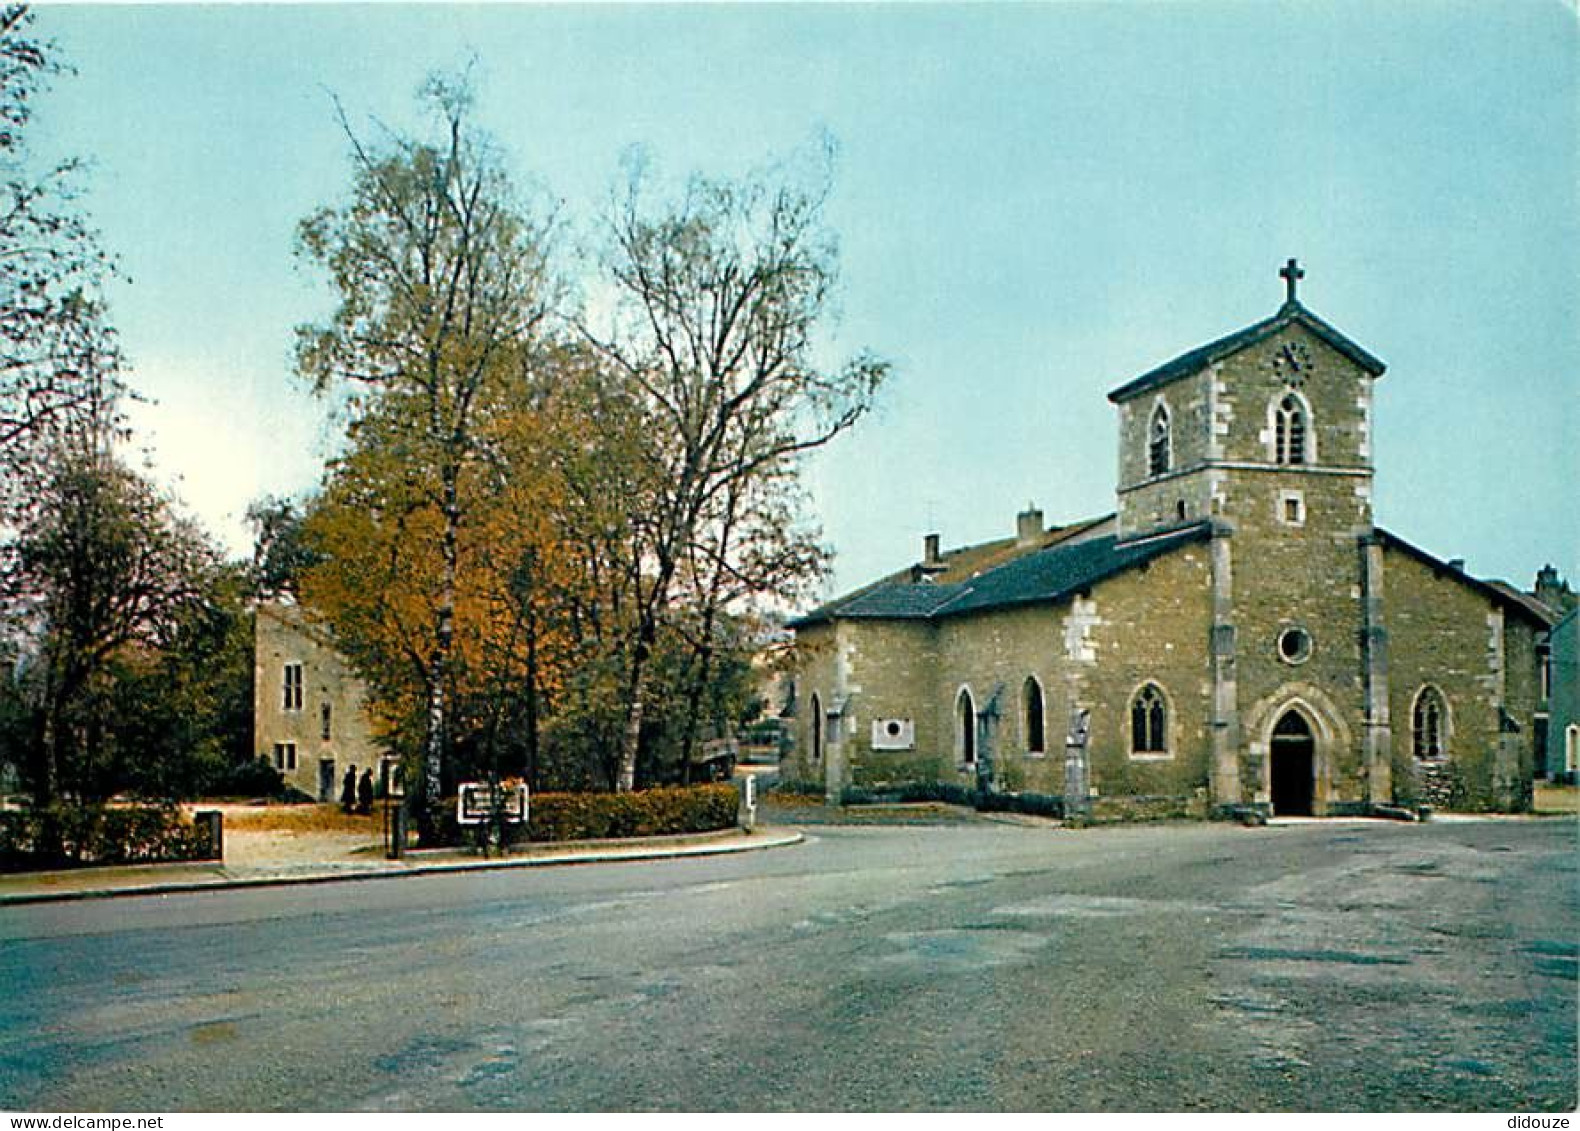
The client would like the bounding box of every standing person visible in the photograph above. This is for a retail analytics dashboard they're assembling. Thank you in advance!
[341,765,357,813]
[357,768,374,815]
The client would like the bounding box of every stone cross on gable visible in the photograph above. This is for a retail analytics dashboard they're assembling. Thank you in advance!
[1280,258,1305,304]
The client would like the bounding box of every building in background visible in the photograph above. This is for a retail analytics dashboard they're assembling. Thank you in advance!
[253,600,380,802]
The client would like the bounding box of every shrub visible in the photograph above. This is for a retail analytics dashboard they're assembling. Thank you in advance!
[976,790,1065,819]
[0,803,217,872]
[206,755,289,800]
[839,781,986,808]
[434,783,741,847]
[837,782,1064,818]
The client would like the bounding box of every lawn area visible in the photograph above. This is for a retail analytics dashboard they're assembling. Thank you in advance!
[205,803,379,834]
[1533,782,1579,815]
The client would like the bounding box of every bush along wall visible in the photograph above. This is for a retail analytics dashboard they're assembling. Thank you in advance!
[439,782,742,848]
[838,782,1066,819]
[0,804,220,872]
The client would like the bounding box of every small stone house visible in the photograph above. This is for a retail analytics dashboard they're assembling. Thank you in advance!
[253,600,380,801]
[787,263,1553,817]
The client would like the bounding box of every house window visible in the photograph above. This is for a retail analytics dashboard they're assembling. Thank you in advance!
[273,742,297,772]
[1148,402,1172,477]
[957,688,977,765]
[321,701,333,741]
[1274,394,1308,465]
[1538,643,1551,702]
[1412,686,1448,761]
[810,693,823,763]
[1023,677,1045,756]
[282,663,304,712]
[1131,684,1168,756]
[1566,724,1578,775]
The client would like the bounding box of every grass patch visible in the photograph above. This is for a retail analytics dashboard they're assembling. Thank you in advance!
[221,804,378,833]
[1533,783,1579,815]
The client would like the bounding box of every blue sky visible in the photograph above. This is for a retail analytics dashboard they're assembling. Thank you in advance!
[35,2,1580,597]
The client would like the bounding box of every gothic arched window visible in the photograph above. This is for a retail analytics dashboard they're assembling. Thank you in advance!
[1413,686,1447,761]
[1131,684,1168,755]
[957,688,977,765]
[1148,403,1171,477]
[1023,677,1045,755]
[1275,394,1308,465]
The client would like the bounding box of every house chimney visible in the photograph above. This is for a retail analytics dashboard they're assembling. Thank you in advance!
[1017,504,1044,548]
[923,532,941,565]
[1448,558,1465,573]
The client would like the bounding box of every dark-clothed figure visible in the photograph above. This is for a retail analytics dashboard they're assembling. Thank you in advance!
[341,765,357,813]
[357,768,374,815]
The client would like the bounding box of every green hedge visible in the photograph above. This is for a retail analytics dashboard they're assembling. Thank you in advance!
[439,783,741,847]
[0,804,218,872]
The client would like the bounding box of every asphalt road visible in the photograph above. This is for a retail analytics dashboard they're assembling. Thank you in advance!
[1,816,1575,1112]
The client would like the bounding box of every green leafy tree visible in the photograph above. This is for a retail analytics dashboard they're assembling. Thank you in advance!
[5,428,224,806]
[101,563,255,799]
[245,495,321,598]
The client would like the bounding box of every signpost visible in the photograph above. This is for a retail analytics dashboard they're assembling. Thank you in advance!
[457,780,529,856]
[740,773,757,831]
[383,762,406,860]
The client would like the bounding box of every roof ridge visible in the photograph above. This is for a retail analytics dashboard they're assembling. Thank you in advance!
[1107,302,1385,405]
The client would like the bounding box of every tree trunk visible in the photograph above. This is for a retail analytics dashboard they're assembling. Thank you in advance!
[616,627,653,792]
[523,606,540,792]
[677,505,737,785]
[677,628,715,787]
[418,461,460,844]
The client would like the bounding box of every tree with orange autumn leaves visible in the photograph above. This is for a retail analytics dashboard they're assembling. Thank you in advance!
[293,78,886,832]
[293,76,559,841]
[300,367,585,802]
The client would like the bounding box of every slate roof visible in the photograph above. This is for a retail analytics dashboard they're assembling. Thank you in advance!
[790,519,1212,628]
[1107,300,1387,404]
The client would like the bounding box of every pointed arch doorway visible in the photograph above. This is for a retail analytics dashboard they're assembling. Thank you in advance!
[1270,709,1315,816]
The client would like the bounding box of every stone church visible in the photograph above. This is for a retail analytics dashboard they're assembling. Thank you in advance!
[787,262,1552,817]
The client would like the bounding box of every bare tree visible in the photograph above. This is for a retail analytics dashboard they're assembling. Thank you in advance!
[0,5,121,505]
[584,142,888,791]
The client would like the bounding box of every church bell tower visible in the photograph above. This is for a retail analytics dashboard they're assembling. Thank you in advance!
[1107,259,1386,545]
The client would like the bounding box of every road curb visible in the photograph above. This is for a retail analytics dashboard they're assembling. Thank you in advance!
[0,829,805,907]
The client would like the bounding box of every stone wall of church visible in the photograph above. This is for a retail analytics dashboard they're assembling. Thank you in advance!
[1228,503,1370,812]
[930,542,1216,801]
[1206,331,1379,812]
[1381,548,1530,811]
[1115,371,1213,487]
[1503,614,1542,808]
[1117,325,1379,541]
[1115,370,1215,537]
[1216,326,1374,468]
[786,618,944,793]
[1069,545,1215,802]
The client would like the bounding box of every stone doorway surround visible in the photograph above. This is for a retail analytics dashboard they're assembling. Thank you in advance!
[1243,683,1351,817]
